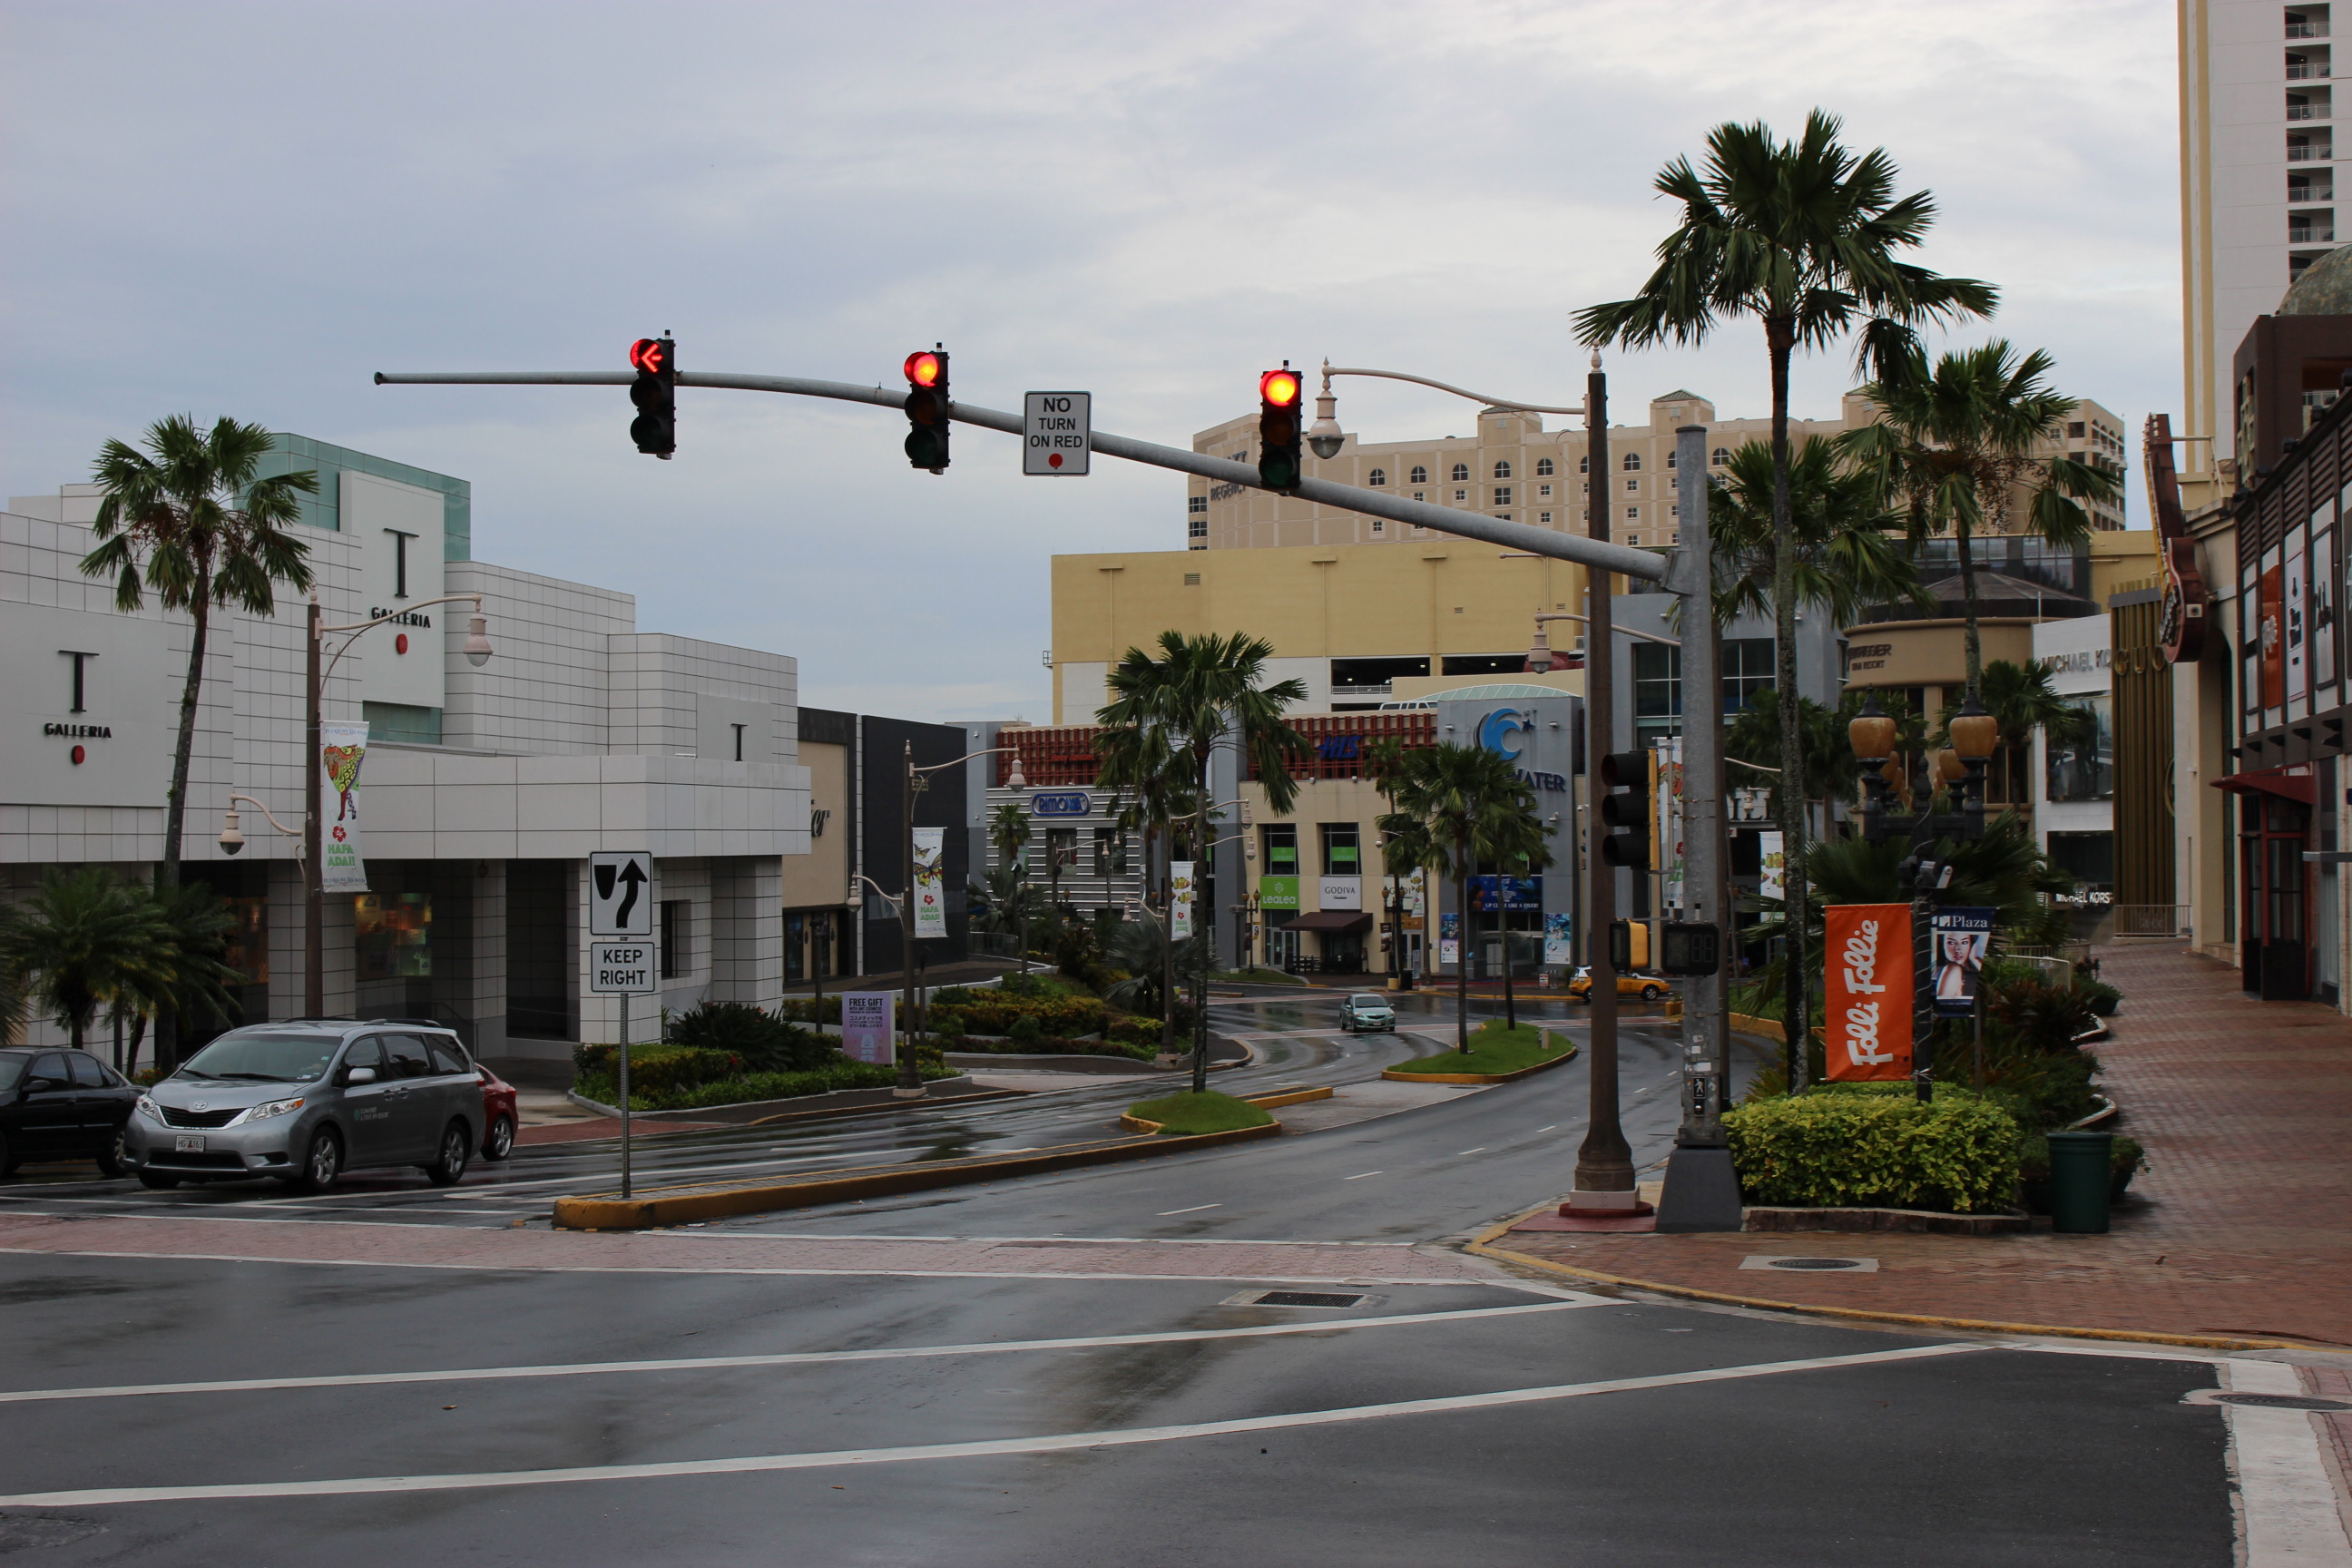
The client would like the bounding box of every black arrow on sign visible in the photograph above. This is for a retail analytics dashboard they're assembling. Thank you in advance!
[613,859,648,930]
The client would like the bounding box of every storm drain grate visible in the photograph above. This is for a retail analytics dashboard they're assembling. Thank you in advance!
[1770,1259,1867,1271]
[1739,1255,1879,1273]
[1249,1291,1367,1308]
[2214,1393,2352,1412]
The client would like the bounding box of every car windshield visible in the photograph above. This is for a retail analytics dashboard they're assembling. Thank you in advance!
[1350,995,1388,1007]
[174,1033,341,1084]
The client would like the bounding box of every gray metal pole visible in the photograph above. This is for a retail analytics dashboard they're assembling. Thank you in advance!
[305,596,324,1020]
[618,991,631,1200]
[1656,422,1743,1231]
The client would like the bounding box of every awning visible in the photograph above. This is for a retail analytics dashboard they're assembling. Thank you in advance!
[1279,910,1374,934]
[2211,769,2318,805]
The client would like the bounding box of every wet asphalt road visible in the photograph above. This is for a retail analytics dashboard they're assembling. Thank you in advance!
[0,987,2255,1563]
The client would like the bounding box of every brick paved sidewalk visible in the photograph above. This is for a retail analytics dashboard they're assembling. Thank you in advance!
[1490,944,2352,1348]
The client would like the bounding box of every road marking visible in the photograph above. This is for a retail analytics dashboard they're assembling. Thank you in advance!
[0,1342,1984,1506]
[1157,1204,1220,1215]
[1535,1126,1557,1133]
[1341,1171,1384,1181]
[1455,1148,1487,1156]
[0,1302,1601,1406]
[2221,1357,2352,1564]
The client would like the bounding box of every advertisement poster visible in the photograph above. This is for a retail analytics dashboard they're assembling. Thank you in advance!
[1659,735,1685,913]
[1544,912,1573,966]
[840,993,895,1064]
[2288,535,2309,707]
[1439,911,1459,966]
[318,720,370,894]
[2260,555,2285,711]
[1258,875,1300,913]
[1930,906,1995,1017]
[2318,524,2338,689]
[1170,860,1194,940]
[1318,876,1362,910]
[1469,876,1541,911]
[911,827,946,938]
[1758,831,1785,901]
[1823,904,1912,1082]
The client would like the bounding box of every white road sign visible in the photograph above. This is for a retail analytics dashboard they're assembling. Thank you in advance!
[589,941,658,995]
[590,850,654,937]
[1024,391,1091,475]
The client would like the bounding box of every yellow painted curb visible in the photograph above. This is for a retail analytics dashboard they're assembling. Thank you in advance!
[1463,1203,2341,1356]
[552,1122,1282,1230]
[1120,1085,1331,1134]
[1384,1036,1579,1086]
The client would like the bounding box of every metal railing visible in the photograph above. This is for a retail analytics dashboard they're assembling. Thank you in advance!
[2288,103,2326,120]
[2109,904,2190,939]
[2289,143,2328,160]
[2288,62,2332,78]
[2292,226,2338,243]
[2289,21,2329,38]
[2290,183,2336,201]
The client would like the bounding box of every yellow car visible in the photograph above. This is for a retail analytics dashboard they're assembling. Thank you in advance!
[1564,966,1671,1003]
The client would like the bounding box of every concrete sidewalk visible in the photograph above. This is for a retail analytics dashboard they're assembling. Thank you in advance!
[1484,944,2352,1350]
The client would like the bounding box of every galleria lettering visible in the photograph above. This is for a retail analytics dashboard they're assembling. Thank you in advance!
[43,721,113,739]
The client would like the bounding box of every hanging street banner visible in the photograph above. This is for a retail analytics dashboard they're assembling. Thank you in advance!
[1544,912,1573,966]
[318,720,371,894]
[1758,831,1786,901]
[1659,735,1686,913]
[912,827,947,938]
[1824,903,1912,1082]
[840,993,895,1064]
[1170,860,1195,940]
[1931,907,1995,1017]
[1023,391,1093,475]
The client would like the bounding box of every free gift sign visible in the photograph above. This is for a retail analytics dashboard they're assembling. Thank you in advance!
[1824,904,1912,1082]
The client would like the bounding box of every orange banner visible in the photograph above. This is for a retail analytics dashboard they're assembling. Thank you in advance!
[1823,903,1912,1082]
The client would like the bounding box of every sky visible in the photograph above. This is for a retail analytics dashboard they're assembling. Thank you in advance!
[0,0,2181,723]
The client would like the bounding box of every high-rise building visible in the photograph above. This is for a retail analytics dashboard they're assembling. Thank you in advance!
[2180,0,2338,489]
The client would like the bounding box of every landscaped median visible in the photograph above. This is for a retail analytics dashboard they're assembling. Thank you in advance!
[1380,1022,1578,1085]
[1119,1085,1332,1134]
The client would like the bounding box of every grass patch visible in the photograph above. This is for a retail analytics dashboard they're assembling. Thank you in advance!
[1212,967,1309,986]
[1125,1089,1277,1135]
[1389,1020,1573,1077]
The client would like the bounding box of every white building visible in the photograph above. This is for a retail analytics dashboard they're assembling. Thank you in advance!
[3,436,809,1059]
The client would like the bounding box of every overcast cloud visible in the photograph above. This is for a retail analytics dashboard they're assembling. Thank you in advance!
[0,1,2179,722]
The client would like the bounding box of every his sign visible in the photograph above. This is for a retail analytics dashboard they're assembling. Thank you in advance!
[588,942,657,995]
[1823,903,1912,1082]
[1024,391,1092,475]
[590,851,654,937]
[840,993,895,1065]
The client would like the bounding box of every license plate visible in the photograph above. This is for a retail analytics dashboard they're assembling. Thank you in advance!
[174,1135,206,1153]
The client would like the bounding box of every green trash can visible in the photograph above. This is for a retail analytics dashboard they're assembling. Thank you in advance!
[2046,1131,2115,1234]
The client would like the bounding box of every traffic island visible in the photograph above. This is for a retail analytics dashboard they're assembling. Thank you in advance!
[1120,1085,1330,1134]
[1381,1023,1578,1085]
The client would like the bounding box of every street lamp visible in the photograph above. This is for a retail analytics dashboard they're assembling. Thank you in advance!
[1308,361,1348,460]
[218,794,301,858]
[299,591,494,1018]
[892,741,1025,1098]
[1524,609,1681,672]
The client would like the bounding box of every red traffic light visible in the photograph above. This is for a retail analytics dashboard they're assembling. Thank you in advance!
[630,338,668,374]
[905,351,945,387]
[1259,368,1302,407]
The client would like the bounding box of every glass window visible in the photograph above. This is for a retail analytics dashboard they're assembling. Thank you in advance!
[379,1035,430,1080]
[1622,453,1642,471]
[339,1038,385,1079]
[1666,450,1678,468]
[0,1055,23,1092]
[2045,694,2114,801]
[1625,476,1639,492]
[660,899,689,979]
[1451,463,1470,481]
[1493,461,1512,479]
[1578,455,1590,474]
[1188,495,1207,514]
[1711,446,1730,466]
[354,892,431,981]
[1455,489,1468,501]
[1632,642,1681,740]
[180,1033,343,1083]
[427,1040,470,1075]
[1188,516,1208,539]
[1367,468,1387,486]
[1536,458,1555,476]
[1320,823,1361,875]
[1540,512,1553,524]
[26,1053,69,1087]
[1409,466,1427,484]
[1094,827,1128,877]
[1721,638,1776,712]
[1261,823,1300,876]
[69,1053,109,1087]
[1493,487,1512,505]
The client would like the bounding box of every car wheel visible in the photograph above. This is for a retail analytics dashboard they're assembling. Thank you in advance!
[1642,985,1664,1001]
[425,1122,470,1187]
[483,1113,516,1162]
[95,1129,128,1178]
[292,1128,342,1195]
[137,1171,181,1191]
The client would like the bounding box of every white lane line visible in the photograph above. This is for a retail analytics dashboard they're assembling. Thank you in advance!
[1157,1204,1220,1216]
[2221,1357,2352,1564]
[1341,1171,1384,1181]
[0,1301,1596,1406]
[1455,1148,1487,1156]
[0,1342,1985,1507]
[1535,1126,1557,1133]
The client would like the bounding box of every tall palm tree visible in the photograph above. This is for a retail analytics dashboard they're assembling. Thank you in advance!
[1098,632,1308,1093]
[1575,110,1994,1091]
[1096,720,1198,1053]
[1708,437,1928,632]
[1838,340,2121,697]
[987,801,1034,974]
[10,869,173,1050]
[1377,742,1533,1052]
[0,897,28,1046]
[1475,794,1555,1034]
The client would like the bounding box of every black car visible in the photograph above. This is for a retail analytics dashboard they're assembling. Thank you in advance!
[0,1048,138,1176]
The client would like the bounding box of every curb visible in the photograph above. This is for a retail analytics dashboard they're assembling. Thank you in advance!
[551,1122,1284,1230]
[1383,1037,1579,1086]
[1119,1084,1333,1134]
[1463,1202,2340,1355]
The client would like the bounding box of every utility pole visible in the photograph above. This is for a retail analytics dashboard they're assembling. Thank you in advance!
[1657,422,1743,1230]
[304,593,324,1019]
[1570,356,1638,1212]
[897,740,923,1098]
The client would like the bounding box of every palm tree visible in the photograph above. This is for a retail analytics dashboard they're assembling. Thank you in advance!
[1708,437,1928,632]
[116,882,247,1073]
[1096,720,1198,1054]
[1576,109,1994,1093]
[0,897,28,1046]
[1837,340,2121,698]
[987,802,1034,974]
[1377,742,1533,1051]
[1936,658,2093,813]
[1098,632,1308,1093]
[10,869,173,1050]
[1476,794,1555,1034]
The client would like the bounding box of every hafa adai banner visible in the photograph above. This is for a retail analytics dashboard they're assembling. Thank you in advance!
[318,720,371,894]
[912,827,947,939]
[1170,861,1195,940]
[1931,907,1995,1018]
[1824,903,1911,1082]
[840,993,895,1064]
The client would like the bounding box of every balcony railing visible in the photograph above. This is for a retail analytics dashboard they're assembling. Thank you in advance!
[2291,183,2337,201]
[2289,21,2329,38]
[1328,682,1394,699]
[2288,62,2332,78]
[2288,103,2327,119]
[2290,142,2328,159]
[2291,226,2337,242]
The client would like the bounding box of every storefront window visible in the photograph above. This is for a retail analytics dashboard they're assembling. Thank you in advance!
[1319,823,1360,876]
[222,897,270,986]
[354,893,431,981]
[2044,695,2113,802]
[1261,824,1299,877]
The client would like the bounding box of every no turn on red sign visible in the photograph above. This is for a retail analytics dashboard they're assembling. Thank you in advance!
[1024,391,1091,475]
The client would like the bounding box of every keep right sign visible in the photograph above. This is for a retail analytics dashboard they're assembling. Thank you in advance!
[1024,391,1091,475]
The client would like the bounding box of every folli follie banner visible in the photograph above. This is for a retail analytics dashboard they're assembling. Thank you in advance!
[1823,903,1911,1082]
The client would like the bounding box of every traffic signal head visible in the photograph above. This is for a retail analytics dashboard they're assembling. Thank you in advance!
[903,347,951,473]
[1598,747,1653,868]
[629,336,677,459]
[1258,364,1304,492]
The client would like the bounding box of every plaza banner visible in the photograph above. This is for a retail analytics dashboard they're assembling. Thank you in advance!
[911,827,947,938]
[1824,903,1911,1082]
[840,993,895,1064]
[1758,831,1785,901]
[318,720,371,894]
[1930,907,1995,1017]
[1170,860,1195,940]
[1544,912,1573,966]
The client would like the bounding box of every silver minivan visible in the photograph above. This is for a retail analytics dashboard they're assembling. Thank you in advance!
[122,1020,482,1194]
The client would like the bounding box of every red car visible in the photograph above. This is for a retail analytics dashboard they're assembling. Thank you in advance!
[476,1063,518,1161]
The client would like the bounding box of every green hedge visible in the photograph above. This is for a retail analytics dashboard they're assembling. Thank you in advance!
[575,1058,958,1112]
[571,1044,745,1095]
[1722,1087,2023,1214]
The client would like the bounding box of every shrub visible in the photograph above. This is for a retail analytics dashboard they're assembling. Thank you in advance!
[2017,1130,2147,1210]
[573,1044,744,1097]
[664,1002,833,1072]
[1106,1014,1167,1048]
[774,995,843,1024]
[1005,1013,1043,1044]
[930,1013,966,1039]
[1985,977,2100,1054]
[578,1058,959,1112]
[2076,979,2122,1017]
[1723,1087,2023,1213]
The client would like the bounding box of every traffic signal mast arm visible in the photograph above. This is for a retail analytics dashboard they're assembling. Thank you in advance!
[371,367,1669,583]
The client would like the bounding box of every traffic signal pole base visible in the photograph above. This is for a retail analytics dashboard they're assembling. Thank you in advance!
[1561,1189,1654,1219]
[1653,1142,1744,1233]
